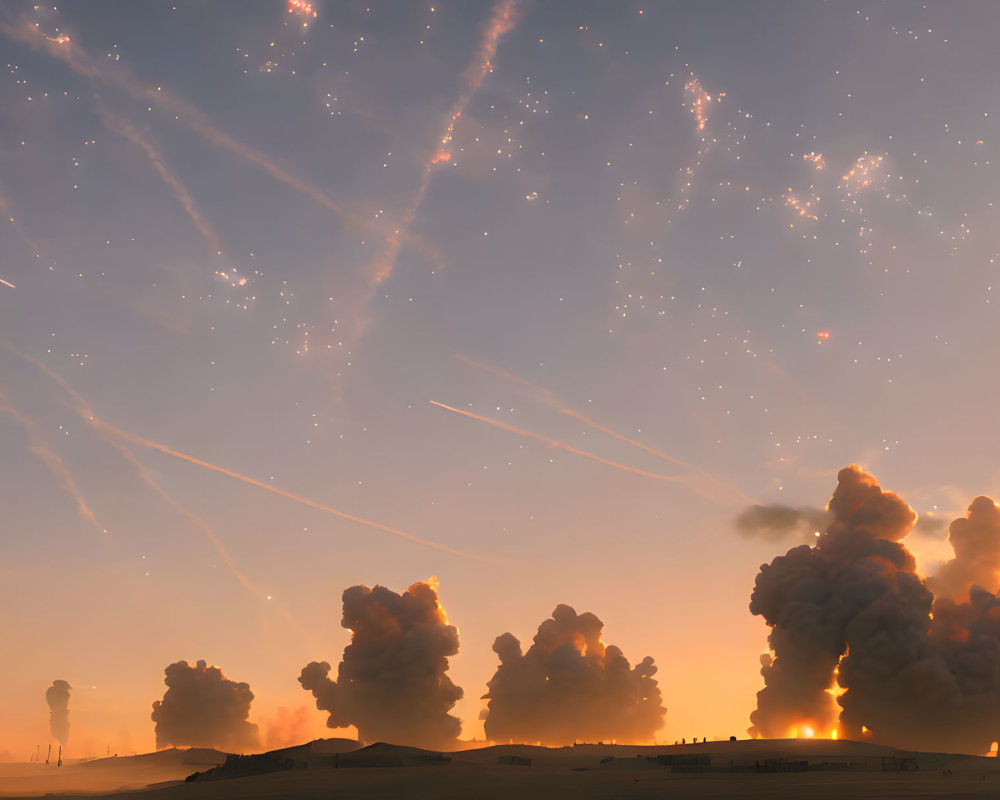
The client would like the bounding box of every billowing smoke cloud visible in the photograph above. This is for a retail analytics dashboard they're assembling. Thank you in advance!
[151,660,260,751]
[482,604,665,745]
[749,465,1000,754]
[735,504,830,542]
[299,580,463,749]
[45,680,71,745]
[926,496,1000,602]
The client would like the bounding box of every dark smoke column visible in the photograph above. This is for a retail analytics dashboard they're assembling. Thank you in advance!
[482,604,665,745]
[151,660,260,751]
[299,579,463,749]
[746,466,1000,754]
[748,466,924,740]
[45,680,71,746]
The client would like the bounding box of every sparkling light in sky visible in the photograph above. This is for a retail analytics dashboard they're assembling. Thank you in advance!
[1,0,1000,759]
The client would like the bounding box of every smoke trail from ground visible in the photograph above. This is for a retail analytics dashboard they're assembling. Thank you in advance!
[482,604,665,745]
[299,580,463,749]
[151,660,260,751]
[748,465,1000,754]
[45,680,71,746]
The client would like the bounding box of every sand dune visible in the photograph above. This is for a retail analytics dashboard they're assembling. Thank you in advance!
[0,748,226,797]
[3,738,1000,799]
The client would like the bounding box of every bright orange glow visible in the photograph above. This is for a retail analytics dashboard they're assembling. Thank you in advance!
[215,270,248,287]
[287,0,317,18]
[45,34,71,44]
[950,627,971,643]
[841,153,885,197]
[424,576,452,625]
[785,188,820,221]
[803,152,825,169]
[788,722,834,739]
[817,330,831,340]
[685,78,712,132]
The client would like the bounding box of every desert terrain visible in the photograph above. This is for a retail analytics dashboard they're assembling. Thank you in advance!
[3,738,1000,800]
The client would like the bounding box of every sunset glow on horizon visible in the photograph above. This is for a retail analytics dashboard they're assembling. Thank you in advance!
[2,0,1000,763]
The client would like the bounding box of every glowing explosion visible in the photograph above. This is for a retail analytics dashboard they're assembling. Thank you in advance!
[748,466,1000,753]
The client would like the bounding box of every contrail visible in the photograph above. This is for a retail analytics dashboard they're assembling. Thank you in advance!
[0,12,446,315]
[0,394,103,534]
[101,108,222,254]
[104,436,259,594]
[369,0,523,286]
[105,426,487,560]
[429,400,694,486]
[456,355,750,507]
[4,345,489,561]
[0,16,357,227]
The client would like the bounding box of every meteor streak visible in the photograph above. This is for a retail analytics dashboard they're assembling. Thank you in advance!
[455,356,749,506]
[429,400,692,486]
[0,278,14,289]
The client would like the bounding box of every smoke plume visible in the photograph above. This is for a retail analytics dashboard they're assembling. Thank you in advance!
[482,604,665,745]
[45,680,71,745]
[735,504,829,542]
[151,660,260,751]
[299,579,463,749]
[926,496,1000,602]
[749,465,1000,754]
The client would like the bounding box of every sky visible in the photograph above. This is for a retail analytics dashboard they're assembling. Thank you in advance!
[2,0,999,759]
